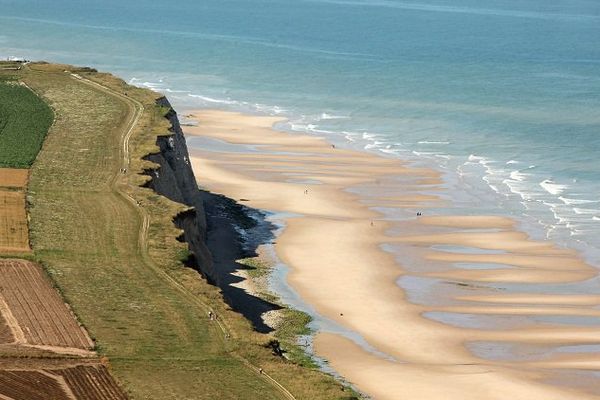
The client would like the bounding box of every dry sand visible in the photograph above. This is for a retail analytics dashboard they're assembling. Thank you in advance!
[185,110,600,399]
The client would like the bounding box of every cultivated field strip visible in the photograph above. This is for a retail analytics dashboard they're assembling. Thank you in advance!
[0,365,127,400]
[0,260,93,349]
[0,369,70,399]
[0,169,28,188]
[0,313,14,344]
[0,190,29,252]
[53,365,127,400]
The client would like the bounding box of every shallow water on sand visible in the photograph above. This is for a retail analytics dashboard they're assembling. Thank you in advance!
[187,110,600,398]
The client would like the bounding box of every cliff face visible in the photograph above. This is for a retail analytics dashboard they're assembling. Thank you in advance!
[143,98,280,332]
[143,97,215,281]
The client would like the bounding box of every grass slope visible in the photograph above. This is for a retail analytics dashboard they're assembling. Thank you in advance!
[9,63,355,399]
[0,82,53,168]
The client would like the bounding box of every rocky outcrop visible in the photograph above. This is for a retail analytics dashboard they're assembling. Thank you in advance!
[142,97,214,281]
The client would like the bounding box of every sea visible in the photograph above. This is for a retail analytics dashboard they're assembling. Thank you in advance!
[2,0,600,265]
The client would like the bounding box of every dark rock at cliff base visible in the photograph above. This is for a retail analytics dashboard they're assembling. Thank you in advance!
[200,190,281,333]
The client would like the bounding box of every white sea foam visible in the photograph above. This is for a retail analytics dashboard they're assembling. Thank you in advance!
[289,122,337,135]
[380,148,401,155]
[559,197,599,205]
[417,140,450,144]
[506,160,519,165]
[164,88,191,94]
[187,94,240,105]
[141,81,163,89]
[573,208,600,215]
[256,104,287,114]
[319,113,348,120]
[467,154,484,162]
[362,132,378,140]
[540,179,569,195]
[508,170,530,182]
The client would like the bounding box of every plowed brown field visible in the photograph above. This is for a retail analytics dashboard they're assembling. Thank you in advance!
[0,364,127,400]
[53,365,127,400]
[0,313,14,344]
[0,369,71,399]
[0,260,93,349]
[0,169,28,188]
[0,190,29,253]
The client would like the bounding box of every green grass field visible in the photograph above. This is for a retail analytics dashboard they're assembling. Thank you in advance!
[0,62,357,399]
[0,82,53,168]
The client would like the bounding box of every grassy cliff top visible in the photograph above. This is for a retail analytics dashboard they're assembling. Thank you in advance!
[0,61,357,400]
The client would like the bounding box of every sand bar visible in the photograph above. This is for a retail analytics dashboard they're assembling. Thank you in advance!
[186,110,600,399]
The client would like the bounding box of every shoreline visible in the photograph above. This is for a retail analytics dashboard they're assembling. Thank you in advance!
[185,109,600,399]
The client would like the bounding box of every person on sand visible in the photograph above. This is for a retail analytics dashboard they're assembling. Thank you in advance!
[370,221,374,227]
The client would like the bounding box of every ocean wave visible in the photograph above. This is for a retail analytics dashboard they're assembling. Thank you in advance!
[467,154,494,165]
[573,208,600,215]
[164,88,191,94]
[540,179,569,195]
[508,170,530,182]
[256,104,287,114]
[187,94,240,105]
[288,122,336,135]
[319,113,349,120]
[418,140,450,145]
[342,131,357,142]
[380,148,402,155]
[362,132,379,140]
[559,197,599,205]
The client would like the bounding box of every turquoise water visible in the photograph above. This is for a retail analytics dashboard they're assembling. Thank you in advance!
[2,0,600,261]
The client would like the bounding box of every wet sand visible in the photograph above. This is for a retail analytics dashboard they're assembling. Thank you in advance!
[185,110,600,399]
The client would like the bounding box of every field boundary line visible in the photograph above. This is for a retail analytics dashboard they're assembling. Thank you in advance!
[0,293,26,344]
[39,370,78,400]
[69,73,297,400]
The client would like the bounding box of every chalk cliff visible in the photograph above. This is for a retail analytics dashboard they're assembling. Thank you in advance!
[142,97,215,281]
[141,98,280,332]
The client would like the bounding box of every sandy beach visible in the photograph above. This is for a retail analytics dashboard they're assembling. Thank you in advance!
[185,110,600,399]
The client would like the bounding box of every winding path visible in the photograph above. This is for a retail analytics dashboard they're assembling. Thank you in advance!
[69,73,297,400]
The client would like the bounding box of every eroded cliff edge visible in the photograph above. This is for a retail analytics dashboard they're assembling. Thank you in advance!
[142,97,279,332]
[142,97,215,280]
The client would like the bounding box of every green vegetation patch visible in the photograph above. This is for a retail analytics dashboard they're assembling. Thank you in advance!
[0,82,53,168]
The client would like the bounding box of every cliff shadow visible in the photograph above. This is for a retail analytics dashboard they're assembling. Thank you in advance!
[197,190,281,333]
